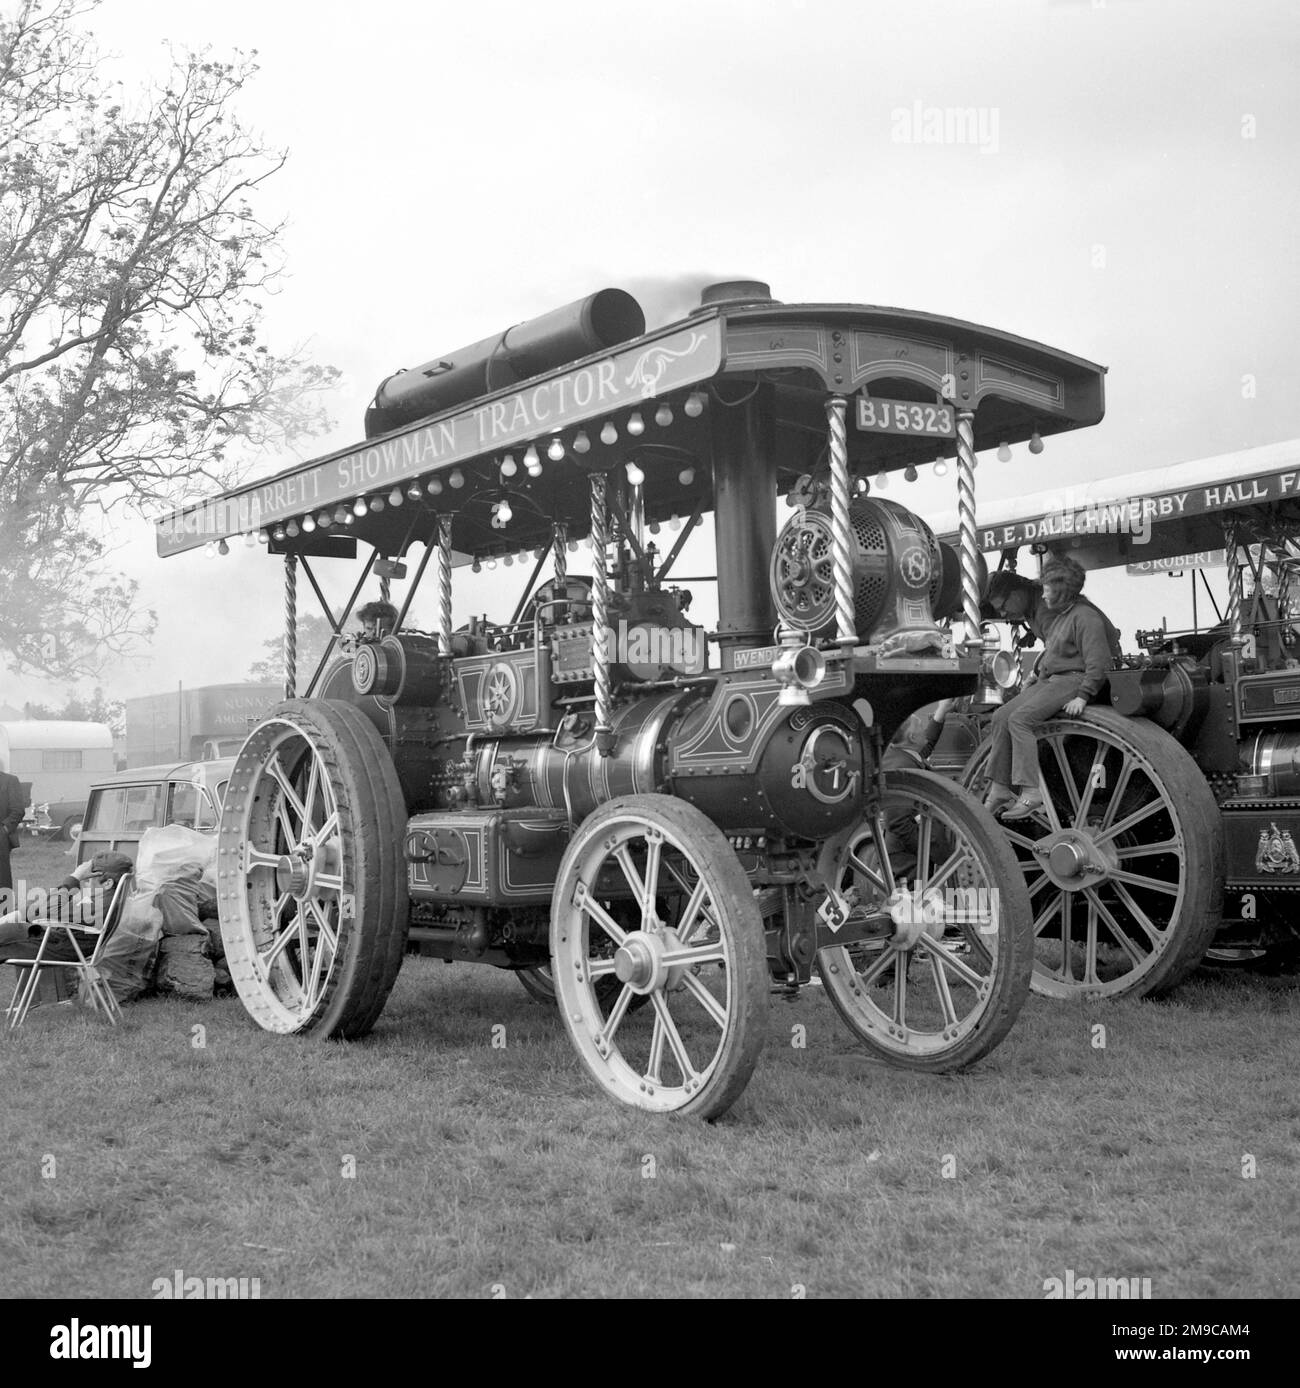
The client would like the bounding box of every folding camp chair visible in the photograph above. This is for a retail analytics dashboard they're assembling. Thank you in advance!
[3,873,132,1030]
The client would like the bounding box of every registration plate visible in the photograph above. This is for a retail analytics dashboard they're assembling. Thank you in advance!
[856,395,955,438]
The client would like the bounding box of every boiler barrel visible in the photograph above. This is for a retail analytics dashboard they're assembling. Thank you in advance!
[365,289,646,437]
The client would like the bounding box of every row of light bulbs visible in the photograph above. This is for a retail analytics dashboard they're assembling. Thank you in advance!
[204,391,713,554]
[468,512,689,573]
[865,430,1046,488]
[496,392,707,483]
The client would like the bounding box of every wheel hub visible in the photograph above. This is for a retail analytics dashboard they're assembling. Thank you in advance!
[611,927,686,994]
[887,884,946,948]
[275,853,311,897]
[1033,827,1119,890]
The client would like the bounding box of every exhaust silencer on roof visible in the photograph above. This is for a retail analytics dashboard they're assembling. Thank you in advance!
[365,288,646,438]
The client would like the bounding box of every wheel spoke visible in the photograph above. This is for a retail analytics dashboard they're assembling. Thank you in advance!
[1051,737,1082,821]
[1071,743,1107,826]
[679,969,729,1029]
[846,845,889,896]
[892,949,908,1025]
[246,846,282,872]
[1108,867,1181,896]
[915,812,934,886]
[1032,891,1065,940]
[612,843,649,915]
[576,886,628,946]
[1098,758,1137,831]
[1114,839,1181,860]
[1083,895,1099,985]
[1094,798,1167,846]
[312,872,343,893]
[927,946,959,1024]
[672,877,711,946]
[303,754,322,833]
[917,933,986,991]
[645,1008,668,1084]
[650,992,699,1084]
[1086,886,1153,964]
[1110,883,1168,950]
[305,898,338,955]
[921,844,971,895]
[267,755,309,825]
[659,945,727,970]
[599,982,636,1044]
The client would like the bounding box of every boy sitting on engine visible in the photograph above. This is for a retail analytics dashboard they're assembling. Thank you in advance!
[983,555,1120,821]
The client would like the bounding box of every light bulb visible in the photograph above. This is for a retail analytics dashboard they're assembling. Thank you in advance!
[257,530,269,545]
[600,421,618,445]
[370,495,385,512]
[486,558,498,571]
[497,499,513,524]
[407,481,422,500]
[573,431,591,454]
[997,441,1012,463]
[204,542,217,557]
[655,403,673,427]
[626,411,645,436]
[625,461,645,486]
[1028,431,1044,455]
[649,520,661,535]
[567,539,579,552]
[547,437,565,462]
[353,498,368,517]
[342,511,355,526]
[669,513,682,531]
[874,469,888,490]
[388,487,404,507]
[500,453,518,478]
[449,470,465,489]
[678,466,695,486]
[302,515,316,533]
[933,459,949,478]
[217,539,229,555]
[334,504,350,523]
[286,520,300,538]
[272,526,286,542]
[523,444,540,473]
[318,511,333,528]
[472,558,481,574]
[243,532,257,547]
[684,391,706,417]
[503,552,514,567]
[904,465,918,482]
[427,477,444,495]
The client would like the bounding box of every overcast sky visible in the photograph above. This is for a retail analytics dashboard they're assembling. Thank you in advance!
[9,0,1300,707]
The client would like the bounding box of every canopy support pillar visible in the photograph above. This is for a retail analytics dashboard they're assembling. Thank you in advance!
[955,410,982,648]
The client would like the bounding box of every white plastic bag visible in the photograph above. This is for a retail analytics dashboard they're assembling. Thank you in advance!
[133,824,217,896]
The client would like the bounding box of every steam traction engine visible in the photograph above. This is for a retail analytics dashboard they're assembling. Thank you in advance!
[159,282,1108,1117]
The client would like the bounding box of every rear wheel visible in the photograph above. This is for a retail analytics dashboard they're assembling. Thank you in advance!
[218,700,409,1038]
[962,709,1222,999]
[816,769,1034,1069]
[551,794,768,1118]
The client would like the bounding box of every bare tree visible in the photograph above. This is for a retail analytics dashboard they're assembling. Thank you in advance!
[0,0,339,678]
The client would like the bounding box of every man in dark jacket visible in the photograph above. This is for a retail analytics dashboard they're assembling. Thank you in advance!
[983,556,1120,821]
[0,760,28,894]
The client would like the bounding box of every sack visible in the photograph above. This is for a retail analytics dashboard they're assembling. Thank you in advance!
[134,824,216,896]
[156,933,214,1001]
[90,891,163,1004]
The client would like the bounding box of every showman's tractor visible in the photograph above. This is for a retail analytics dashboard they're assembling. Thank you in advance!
[159,281,1107,1117]
[920,442,1300,1000]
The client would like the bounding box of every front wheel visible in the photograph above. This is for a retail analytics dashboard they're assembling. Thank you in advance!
[816,769,1034,1070]
[551,794,768,1118]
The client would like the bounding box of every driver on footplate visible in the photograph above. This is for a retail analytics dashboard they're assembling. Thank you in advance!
[983,555,1120,821]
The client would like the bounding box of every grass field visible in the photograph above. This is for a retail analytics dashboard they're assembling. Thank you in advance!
[3,840,1298,1299]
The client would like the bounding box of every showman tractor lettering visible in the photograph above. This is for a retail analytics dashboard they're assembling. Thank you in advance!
[159,281,1108,1117]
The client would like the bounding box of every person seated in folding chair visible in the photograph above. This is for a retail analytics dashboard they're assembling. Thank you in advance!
[983,555,1120,822]
[0,851,134,1017]
[0,851,134,961]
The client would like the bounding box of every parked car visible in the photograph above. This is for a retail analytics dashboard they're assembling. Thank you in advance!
[75,759,234,867]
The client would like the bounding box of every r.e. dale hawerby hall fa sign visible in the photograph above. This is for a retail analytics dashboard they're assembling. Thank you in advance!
[156,320,721,555]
